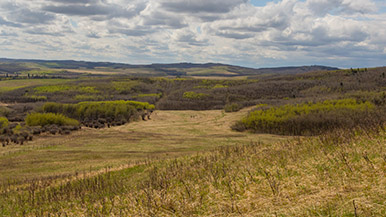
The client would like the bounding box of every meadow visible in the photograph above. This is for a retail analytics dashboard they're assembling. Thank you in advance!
[0,64,385,216]
[0,122,384,216]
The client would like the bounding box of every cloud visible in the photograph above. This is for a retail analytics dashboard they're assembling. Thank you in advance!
[0,16,22,27]
[1,2,56,25]
[10,8,56,24]
[140,4,188,29]
[0,0,384,68]
[41,0,146,20]
[0,29,17,36]
[306,0,377,16]
[160,0,248,13]
[172,29,209,46]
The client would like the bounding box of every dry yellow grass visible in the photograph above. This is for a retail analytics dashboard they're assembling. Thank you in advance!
[1,125,384,216]
[0,108,285,182]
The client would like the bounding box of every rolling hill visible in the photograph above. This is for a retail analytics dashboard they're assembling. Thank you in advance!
[0,58,338,77]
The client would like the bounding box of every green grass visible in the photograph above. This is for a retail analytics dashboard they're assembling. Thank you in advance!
[185,66,237,76]
[0,79,73,93]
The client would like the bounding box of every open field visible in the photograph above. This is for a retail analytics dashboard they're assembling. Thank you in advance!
[0,108,285,182]
[0,121,384,216]
[0,79,74,93]
[0,63,385,216]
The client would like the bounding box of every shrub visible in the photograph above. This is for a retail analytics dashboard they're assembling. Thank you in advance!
[0,117,8,128]
[41,100,155,126]
[0,107,11,116]
[26,113,80,127]
[34,85,71,93]
[74,94,104,101]
[183,91,209,100]
[235,99,384,135]
[25,95,47,101]
[224,103,241,113]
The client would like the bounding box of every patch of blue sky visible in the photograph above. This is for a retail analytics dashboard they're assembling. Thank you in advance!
[70,19,78,28]
[249,0,274,7]
[374,0,386,13]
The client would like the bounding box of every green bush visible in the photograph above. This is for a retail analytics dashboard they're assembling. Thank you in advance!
[235,99,384,135]
[34,85,71,93]
[0,107,10,116]
[183,91,209,99]
[42,100,155,123]
[0,117,9,128]
[74,95,104,101]
[224,103,241,113]
[26,113,79,127]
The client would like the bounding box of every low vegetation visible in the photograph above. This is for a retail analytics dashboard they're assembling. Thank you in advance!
[42,100,155,128]
[0,61,385,215]
[233,99,385,135]
[25,113,80,127]
[183,91,209,99]
[224,103,241,113]
[0,127,384,216]
[0,116,8,128]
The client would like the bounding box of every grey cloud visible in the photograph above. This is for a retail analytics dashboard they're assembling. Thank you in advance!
[9,8,56,24]
[205,1,293,39]
[43,5,111,16]
[0,29,17,37]
[47,0,94,4]
[42,1,146,20]
[142,11,187,29]
[108,27,155,36]
[86,32,101,38]
[0,16,22,27]
[24,28,65,36]
[216,31,254,39]
[161,0,247,13]
[306,0,377,16]
[175,31,208,46]
[306,0,343,16]
[266,28,368,49]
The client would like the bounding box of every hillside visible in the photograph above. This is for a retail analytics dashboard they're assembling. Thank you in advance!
[0,58,338,77]
[0,60,385,216]
[0,120,384,216]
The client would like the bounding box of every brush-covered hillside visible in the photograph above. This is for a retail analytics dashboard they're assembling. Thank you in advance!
[0,60,385,216]
[0,58,338,77]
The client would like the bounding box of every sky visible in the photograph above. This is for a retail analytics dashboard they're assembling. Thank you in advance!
[0,0,385,68]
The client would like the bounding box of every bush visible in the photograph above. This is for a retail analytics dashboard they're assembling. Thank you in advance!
[235,99,384,135]
[26,113,80,127]
[224,103,241,112]
[0,117,8,128]
[41,100,155,127]
[183,91,209,100]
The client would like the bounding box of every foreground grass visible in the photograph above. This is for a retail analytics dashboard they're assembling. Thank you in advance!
[0,126,385,216]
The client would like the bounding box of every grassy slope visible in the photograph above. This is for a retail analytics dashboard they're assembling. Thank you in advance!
[1,125,384,216]
[0,79,74,94]
[0,108,284,182]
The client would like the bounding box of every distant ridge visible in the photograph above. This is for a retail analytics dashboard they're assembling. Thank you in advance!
[0,58,339,76]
